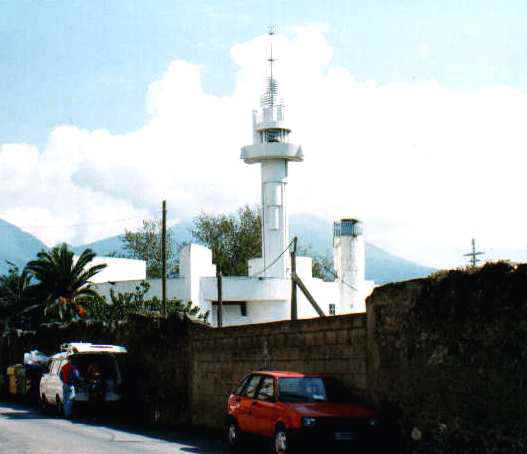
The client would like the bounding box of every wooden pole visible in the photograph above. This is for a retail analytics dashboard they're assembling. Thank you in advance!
[290,237,298,320]
[216,271,223,327]
[293,272,325,317]
[161,200,167,317]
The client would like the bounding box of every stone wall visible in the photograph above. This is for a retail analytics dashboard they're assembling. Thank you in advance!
[367,263,527,453]
[4,263,525,453]
[0,315,200,425]
[189,313,368,429]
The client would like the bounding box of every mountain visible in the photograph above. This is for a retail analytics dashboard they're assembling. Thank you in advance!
[365,242,435,284]
[74,214,434,285]
[0,213,434,283]
[0,218,47,274]
[289,213,435,284]
[71,221,194,257]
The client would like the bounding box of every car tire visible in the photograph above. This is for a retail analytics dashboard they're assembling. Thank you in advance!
[226,418,243,451]
[273,426,291,454]
[56,396,64,417]
[39,394,49,414]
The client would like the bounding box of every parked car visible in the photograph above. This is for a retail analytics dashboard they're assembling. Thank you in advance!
[226,371,385,453]
[39,342,127,417]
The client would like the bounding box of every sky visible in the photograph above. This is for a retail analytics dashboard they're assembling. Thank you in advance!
[1,0,527,269]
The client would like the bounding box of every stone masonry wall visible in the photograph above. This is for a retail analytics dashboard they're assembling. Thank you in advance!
[366,263,527,454]
[4,262,526,453]
[189,313,368,430]
[0,315,198,425]
[1,312,368,430]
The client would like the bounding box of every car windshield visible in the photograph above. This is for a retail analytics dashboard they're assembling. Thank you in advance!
[278,377,358,403]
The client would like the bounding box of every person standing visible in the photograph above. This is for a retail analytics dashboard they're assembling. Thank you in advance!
[59,357,81,419]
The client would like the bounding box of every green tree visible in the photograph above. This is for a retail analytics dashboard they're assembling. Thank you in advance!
[191,205,261,275]
[192,205,336,279]
[297,246,336,281]
[0,262,34,327]
[122,219,176,278]
[81,281,209,322]
[25,243,106,319]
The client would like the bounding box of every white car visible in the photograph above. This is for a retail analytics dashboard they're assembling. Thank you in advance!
[39,342,127,416]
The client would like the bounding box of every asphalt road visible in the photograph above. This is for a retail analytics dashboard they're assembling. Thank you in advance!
[0,401,234,454]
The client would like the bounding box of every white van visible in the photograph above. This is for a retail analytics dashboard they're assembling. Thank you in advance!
[39,342,127,416]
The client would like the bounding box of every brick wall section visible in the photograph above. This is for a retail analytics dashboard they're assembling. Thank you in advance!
[1,313,368,430]
[189,313,368,430]
[0,315,197,425]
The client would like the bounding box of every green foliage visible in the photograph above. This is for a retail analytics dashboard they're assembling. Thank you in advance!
[25,243,106,320]
[122,218,177,278]
[297,245,335,281]
[191,205,261,276]
[0,262,34,327]
[81,281,209,322]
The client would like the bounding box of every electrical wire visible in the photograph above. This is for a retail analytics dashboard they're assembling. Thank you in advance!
[320,262,359,291]
[249,238,296,278]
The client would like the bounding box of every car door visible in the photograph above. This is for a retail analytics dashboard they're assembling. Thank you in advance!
[43,360,58,404]
[50,360,65,403]
[236,374,263,434]
[39,365,50,402]
[251,375,281,438]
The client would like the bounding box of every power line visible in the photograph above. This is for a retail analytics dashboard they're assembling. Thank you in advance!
[249,239,359,291]
[249,238,295,278]
[319,262,359,292]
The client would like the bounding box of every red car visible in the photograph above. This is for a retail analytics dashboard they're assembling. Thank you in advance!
[226,371,385,453]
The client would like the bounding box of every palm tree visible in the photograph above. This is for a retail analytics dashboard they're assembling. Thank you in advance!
[26,243,107,319]
[0,262,34,328]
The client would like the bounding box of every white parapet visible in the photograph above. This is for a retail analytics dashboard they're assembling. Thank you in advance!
[241,142,303,164]
[84,256,146,284]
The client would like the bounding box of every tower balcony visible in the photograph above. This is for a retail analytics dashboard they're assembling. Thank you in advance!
[241,142,303,164]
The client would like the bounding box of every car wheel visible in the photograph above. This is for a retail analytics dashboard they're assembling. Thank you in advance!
[56,396,64,417]
[273,427,290,454]
[226,419,243,451]
[39,394,49,414]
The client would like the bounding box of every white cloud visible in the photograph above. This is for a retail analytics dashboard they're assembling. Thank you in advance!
[1,27,526,269]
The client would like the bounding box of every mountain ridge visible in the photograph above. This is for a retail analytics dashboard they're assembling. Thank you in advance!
[0,214,436,284]
[0,218,47,274]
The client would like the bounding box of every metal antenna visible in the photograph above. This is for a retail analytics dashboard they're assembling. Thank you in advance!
[464,238,484,267]
[267,25,277,108]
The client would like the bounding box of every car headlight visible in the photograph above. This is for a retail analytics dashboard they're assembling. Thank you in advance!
[302,417,317,427]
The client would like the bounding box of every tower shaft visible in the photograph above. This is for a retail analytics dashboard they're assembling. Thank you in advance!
[240,30,303,278]
[260,160,289,277]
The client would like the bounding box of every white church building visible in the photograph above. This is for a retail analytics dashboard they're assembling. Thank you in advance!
[92,35,374,327]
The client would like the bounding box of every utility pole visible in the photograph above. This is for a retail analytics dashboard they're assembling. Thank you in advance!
[216,271,223,328]
[464,238,484,267]
[290,237,298,320]
[161,200,167,317]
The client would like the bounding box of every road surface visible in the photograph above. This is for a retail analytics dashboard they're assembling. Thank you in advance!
[0,401,233,454]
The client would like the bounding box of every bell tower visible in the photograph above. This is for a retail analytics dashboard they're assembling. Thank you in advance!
[241,28,303,278]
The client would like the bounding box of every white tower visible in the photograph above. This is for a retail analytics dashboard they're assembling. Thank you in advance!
[241,30,303,278]
[333,219,366,312]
